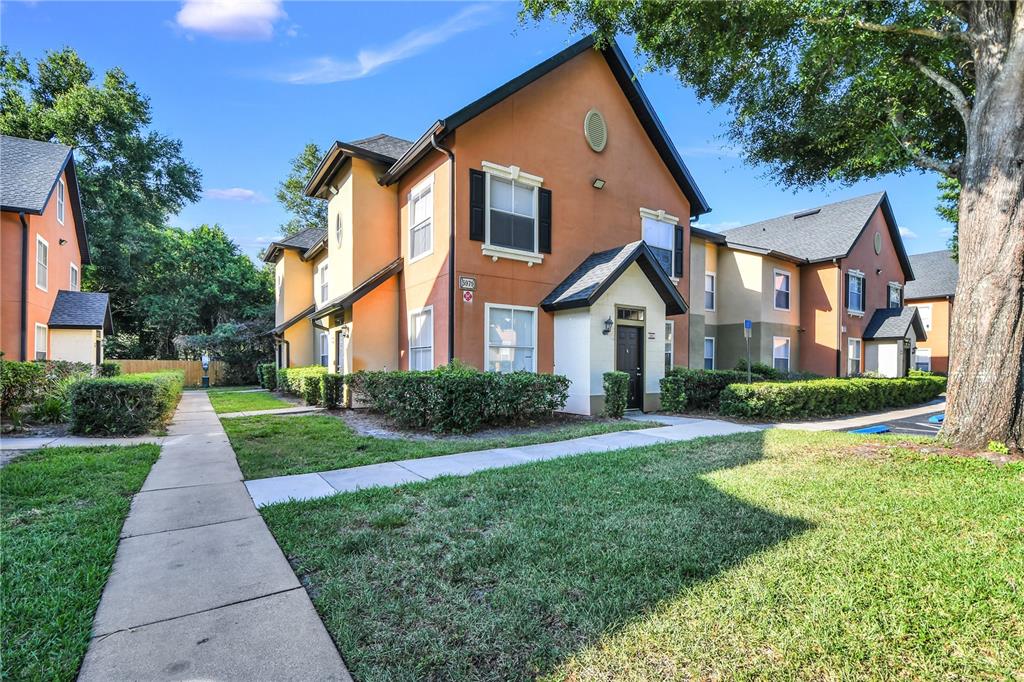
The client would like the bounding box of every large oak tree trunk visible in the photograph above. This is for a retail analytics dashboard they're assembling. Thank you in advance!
[942,5,1024,450]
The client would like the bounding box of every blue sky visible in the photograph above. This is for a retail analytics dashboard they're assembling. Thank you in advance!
[3,0,955,259]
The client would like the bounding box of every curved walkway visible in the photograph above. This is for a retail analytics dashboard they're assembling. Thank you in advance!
[78,391,350,681]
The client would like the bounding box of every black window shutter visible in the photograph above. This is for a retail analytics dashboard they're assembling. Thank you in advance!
[844,273,851,309]
[538,188,552,254]
[469,168,485,242]
[673,226,684,277]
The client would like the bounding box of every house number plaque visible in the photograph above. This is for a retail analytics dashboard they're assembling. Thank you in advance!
[459,276,477,291]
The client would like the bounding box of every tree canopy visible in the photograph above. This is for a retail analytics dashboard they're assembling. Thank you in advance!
[276,142,326,236]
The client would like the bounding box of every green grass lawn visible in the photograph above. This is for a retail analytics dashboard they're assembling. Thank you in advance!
[1,445,160,681]
[207,389,293,414]
[261,431,1024,681]
[224,414,650,479]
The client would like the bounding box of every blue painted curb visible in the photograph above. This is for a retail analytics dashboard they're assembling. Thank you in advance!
[928,414,945,424]
[851,425,890,434]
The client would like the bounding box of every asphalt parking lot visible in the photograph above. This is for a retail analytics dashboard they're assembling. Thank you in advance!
[846,411,944,436]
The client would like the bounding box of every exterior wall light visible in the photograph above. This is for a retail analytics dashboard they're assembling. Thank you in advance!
[603,317,614,335]
[592,178,606,190]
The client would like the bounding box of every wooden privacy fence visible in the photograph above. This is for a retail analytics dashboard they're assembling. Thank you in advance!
[111,359,228,386]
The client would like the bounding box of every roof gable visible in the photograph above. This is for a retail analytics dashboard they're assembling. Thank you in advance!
[863,306,927,341]
[263,227,327,263]
[541,240,688,315]
[905,250,958,300]
[48,291,112,333]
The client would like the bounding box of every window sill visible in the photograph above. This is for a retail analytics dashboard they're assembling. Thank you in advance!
[481,244,544,266]
[408,249,433,265]
[847,309,865,318]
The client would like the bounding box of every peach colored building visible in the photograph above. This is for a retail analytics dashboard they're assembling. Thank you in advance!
[904,250,958,374]
[267,36,710,413]
[1,135,110,363]
[689,192,924,377]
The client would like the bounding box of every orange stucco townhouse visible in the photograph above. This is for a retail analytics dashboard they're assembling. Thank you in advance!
[904,249,958,374]
[1,135,112,364]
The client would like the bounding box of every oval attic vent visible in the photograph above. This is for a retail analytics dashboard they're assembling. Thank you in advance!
[584,109,608,152]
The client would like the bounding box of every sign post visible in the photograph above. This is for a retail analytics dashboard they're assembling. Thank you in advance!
[743,320,752,384]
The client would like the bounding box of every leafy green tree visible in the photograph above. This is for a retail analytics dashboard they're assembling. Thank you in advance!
[276,142,326,235]
[936,177,959,259]
[1,47,202,346]
[523,0,1023,449]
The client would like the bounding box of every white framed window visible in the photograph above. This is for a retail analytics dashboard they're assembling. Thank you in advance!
[408,178,433,262]
[69,263,79,291]
[773,268,791,310]
[888,282,902,309]
[35,235,48,291]
[483,161,542,260]
[318,262,329,303]
[704,273,716,311]
[848,338,862,375]
[847,270,865,314]
[335,212,343,246]
[318,332,329,367]
[485,303,536,373]
[917,304,932,331]
[915,347,932,372]
[640,208,680,278]
[34,323,47,360]
[409,306,434,371]
[704,337,715,370]
[772,336,791,372]
[56,178,65,225]
[664,321,674,374]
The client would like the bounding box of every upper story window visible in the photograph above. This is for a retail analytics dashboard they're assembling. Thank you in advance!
[69,263,79,291]
[318,263,328,303]
[335,213,343,246]
[888,282,902,309]
[847,270,865,314]
[409,178,433,262]
[489,175,536,252]
[57,178,65,225]
[773,269,791,310]
[640,208,682,278]
[471,164,550,265]
[916,304,932,331]
[704,273,716,311]
[36,235,48,291]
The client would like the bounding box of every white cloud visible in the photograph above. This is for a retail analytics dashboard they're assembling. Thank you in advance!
[692,220,742,231]
[899,226,919,239]
[274,4,494,84]
[176,0,285,41]
[203,187,267,202]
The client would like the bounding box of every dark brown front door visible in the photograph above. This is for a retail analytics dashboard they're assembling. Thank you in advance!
[616,325,644,409]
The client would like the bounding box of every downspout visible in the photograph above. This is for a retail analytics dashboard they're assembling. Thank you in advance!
[835,258,842,377]
[19,212,29,361]
[430,133,456,363]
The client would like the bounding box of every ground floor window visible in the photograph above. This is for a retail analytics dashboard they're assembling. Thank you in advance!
[319,332,329,367]
[34,323,47,360]
[409,307,434,371]
[848,338,862,375]
[772,336,790,372]
[486,304,536,372]
[915,347,931,372]
[703,337,715,370]
[664,321,674,373]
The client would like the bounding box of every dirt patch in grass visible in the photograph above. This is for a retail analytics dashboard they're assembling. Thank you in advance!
[848,437,1024,465]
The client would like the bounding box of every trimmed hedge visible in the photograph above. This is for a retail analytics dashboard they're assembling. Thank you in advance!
[257,363,277,390]
[98,361,121,377]
[321,373,344,409]
[276,366,327,396]
[69,371,185,435]
[0,361,46,421]
[661,368,759,411]
[603,371,629,418]
[719,374,947,420]
[348,361,569,433]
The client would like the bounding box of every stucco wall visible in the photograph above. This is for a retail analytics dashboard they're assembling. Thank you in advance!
[50,328,100,364]
[908,298,951,373]
[553,309,591,414]
[799,262,841,376]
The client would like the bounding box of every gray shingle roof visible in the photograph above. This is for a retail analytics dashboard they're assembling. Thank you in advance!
[904,250,958,300]
[0,135,73,213]
[277,226,327,251]
[347,134,414,161]
[48,291,112,332]
[863,306,926,341]
[541,240,687,315]
[721,192,887,262]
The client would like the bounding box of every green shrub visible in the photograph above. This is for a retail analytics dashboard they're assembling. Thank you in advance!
[662,368,759,411]
[300,374,323,406]
[31,376,81,423]
[320,373,344,408]
[68,371,185,435]
[277,366,327,396]
[98,361,121,377]
[0,360,46,421]
[257,363,277,390]
[987,440,1010,455]
[602,371,629,418]
[718,374,947,420]
[735,358,780,380]
[348,361,569,433]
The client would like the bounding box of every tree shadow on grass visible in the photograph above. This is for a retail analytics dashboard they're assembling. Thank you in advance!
[262,430,812,681]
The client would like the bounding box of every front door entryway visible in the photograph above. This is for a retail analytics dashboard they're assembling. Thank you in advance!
[615,325,644,409]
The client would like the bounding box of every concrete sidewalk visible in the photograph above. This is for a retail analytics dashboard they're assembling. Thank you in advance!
[218,405,324,419]
[246,416,760,508]
[79,391,350,681]
[1,434,164,452]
